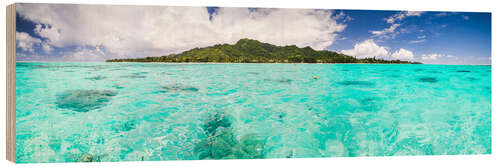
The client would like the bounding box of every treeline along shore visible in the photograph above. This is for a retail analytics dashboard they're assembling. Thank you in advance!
[106,38,421,64]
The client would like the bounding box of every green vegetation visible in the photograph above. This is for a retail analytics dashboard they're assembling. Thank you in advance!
[106,38,421,64]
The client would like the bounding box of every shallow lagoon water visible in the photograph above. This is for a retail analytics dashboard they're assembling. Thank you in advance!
[16,62,491,163]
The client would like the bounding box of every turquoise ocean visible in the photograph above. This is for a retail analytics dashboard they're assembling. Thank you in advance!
[15,62,491,163]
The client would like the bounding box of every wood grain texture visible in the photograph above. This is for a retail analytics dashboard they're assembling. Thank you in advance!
[6,3,16,163]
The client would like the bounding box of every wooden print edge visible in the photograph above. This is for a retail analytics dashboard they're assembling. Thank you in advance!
[6,3,16,163]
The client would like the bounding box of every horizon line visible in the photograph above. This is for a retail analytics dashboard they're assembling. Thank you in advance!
[14,60,491,66]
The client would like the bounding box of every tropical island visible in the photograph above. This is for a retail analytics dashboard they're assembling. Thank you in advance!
[106,38,421,64]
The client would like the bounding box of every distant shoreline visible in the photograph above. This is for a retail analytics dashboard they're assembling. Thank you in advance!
[103,62,493,66]
[15,61,492,66]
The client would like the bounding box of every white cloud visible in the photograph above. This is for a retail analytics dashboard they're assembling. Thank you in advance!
[333,11,354,22]
[409,39,425,44]
[34,24,61,43]
[16,4,347,60]
[421,53,455,60]
[341,39,415,60]
[408,35,426,44]
[371,23,400,35]
[406,11,424,17]
[41,43,53,52]
[62,46,106,61]
[390,48,414,60]
[372,11,424,40]
[16,31,42,53]
[420,53,459,64]
[386,11,424,24]
[341,39,389,59]
[16,52,46,61]
[435,12,449,17]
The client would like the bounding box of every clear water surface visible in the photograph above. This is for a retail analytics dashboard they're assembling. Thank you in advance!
[15,62,491,163]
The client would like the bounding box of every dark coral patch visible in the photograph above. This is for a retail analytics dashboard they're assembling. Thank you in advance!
[467,77,478,81]
[196,112,266,160]
[74,153,108,162]
[160,84,199,92]
[86,75,107,80]
[360,97,376,106]
[133,72,148,75]
[112,120,137,132]
[56,90,117,112]
[338,81,375,86]
[113,85,125,89]
[418,77,438,83]
[120,75,146,78]
[203,112,231,136]
[264,78,293,83]
[161,72,176,76]
[278,113,286,119]
[276,79,293,83]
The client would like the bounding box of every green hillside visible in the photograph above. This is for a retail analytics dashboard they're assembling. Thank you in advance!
[106,38,420,64]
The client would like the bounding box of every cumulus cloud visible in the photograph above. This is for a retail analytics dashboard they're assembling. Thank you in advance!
[16,4,347,60]
[62,46,106,61]
[34,24,61,43]
[41,43,53,52]
[16,31,42,53]
[341,39,414,60]
[341,39,389,59]
[390,48,414,60]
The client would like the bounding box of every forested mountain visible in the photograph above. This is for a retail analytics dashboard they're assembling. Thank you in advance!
[106,38,420,64]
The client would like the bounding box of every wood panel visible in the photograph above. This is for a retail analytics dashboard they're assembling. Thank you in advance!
[6,3,16,163]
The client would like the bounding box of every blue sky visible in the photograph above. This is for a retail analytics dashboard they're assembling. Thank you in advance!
[328,10,491,64]
[16,4,491,64]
